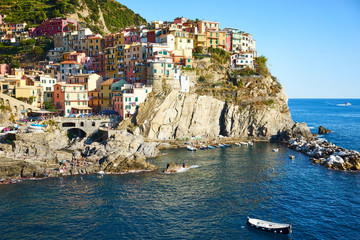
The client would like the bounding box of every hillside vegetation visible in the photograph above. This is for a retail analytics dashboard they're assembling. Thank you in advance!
[0,0,146,33]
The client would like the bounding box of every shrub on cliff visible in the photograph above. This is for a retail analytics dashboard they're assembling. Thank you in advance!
[255,55,269,76]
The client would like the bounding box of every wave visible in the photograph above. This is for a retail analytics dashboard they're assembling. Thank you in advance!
[190,165,199,168]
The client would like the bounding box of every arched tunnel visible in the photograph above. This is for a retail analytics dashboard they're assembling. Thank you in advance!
[67,128,87,140]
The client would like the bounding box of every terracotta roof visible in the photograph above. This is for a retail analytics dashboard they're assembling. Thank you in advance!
[101,79,116,86]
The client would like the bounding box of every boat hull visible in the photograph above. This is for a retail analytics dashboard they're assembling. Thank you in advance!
[246,218,291,234]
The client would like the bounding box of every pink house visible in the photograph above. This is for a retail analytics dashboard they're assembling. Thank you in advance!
[174,17,187,24]
[32,18,77,37]
[123,30,141,44]
[67,52,86,63]
[0,64,10,74]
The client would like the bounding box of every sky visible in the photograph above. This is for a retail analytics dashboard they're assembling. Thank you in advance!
[121,0,360,98]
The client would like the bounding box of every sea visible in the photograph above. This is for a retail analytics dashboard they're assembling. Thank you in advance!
[0,99,359,240]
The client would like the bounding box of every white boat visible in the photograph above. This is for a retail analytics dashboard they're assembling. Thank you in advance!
[235,143,241,146]
[248,142,254,146]
[240,142,248,146]
[186,145,197,151]
[345,102,351,106]
[272,148,279,152]
[247,217,292,234]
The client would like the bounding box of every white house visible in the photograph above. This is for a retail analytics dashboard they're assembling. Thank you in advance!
[59,61,82,82]
[231,53,254,69]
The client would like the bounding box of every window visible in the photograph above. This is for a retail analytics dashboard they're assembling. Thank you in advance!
[154,69,157,73]
[135,97,138,102]
[168,64,171,67]
[125,97,127,102]
[187,59,190,63]
[129,98,131,102]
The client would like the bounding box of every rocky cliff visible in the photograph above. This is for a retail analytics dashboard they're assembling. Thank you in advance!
[132,59,312,141]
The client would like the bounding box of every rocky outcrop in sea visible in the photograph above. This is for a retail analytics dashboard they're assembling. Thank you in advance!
[288,138,360,170]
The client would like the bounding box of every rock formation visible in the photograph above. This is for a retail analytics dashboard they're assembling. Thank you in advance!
[163,162,190,173]
[288,138,360,170]
[0,129,159,183]
[318,126,332,134]
[133,73,312,141]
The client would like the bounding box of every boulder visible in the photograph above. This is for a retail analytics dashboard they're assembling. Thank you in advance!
[318,126,331,134]
[163,162,190,173]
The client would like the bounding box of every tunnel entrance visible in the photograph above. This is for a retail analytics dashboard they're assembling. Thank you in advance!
[67,128,86,140]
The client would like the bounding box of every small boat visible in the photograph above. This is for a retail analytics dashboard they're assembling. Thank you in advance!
[213,144,220,148]
[289,154,295,159]
[247,217,292,234]
[272,148,279,152]
[186,145,197,151]
[240,142,248,146]
[248,142,254,146]
[200,145,207,150]
[235,143,241,146]
[345,102,351,106]
[224,144,232,148]
[218,144,225,148]
[208,145,215,149]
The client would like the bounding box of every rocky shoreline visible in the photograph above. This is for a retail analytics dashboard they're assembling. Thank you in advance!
[0,129,160,184]
[288,138,360,170]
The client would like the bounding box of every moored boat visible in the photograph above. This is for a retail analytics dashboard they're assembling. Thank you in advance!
[289,154,295,159]
[200,145,207,150]
[246,217,292,234]
[272,148,279,152]
[240,142,248,146]
[218,144,225,148]
[235,143,241,146]
[186,145,197,151]
[224,144,232,148]
[208,145,215,149]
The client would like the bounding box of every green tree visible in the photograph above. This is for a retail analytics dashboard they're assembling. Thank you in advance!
[53,9,61,18]
[32,46,44,58]
[10,59,20,68]
[43,101,55,110]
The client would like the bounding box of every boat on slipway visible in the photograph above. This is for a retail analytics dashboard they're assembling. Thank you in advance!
[246,217,292,234]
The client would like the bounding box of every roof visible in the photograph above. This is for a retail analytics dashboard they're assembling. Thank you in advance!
[101,79,116,86]
[72,107,92,110]
[60,61,80,65]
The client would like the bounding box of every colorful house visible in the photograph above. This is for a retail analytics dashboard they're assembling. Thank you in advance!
[54,83,90,116]
[31,18,77,37]
[112,83,152,118]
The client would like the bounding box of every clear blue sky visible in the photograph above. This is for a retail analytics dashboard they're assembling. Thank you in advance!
[121,0,360,98]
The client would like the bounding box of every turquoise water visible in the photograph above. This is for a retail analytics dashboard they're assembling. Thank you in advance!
[0,99,359,239]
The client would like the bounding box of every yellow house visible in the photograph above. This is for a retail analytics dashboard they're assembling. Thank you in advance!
[218,31,228,50]
[205,31,219,48]
[105,46,117,79]
[194,34,206,48]
[114,32,124,46]
[15,85,43,108]
[100,79,116,111]
[86,35,103,59]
